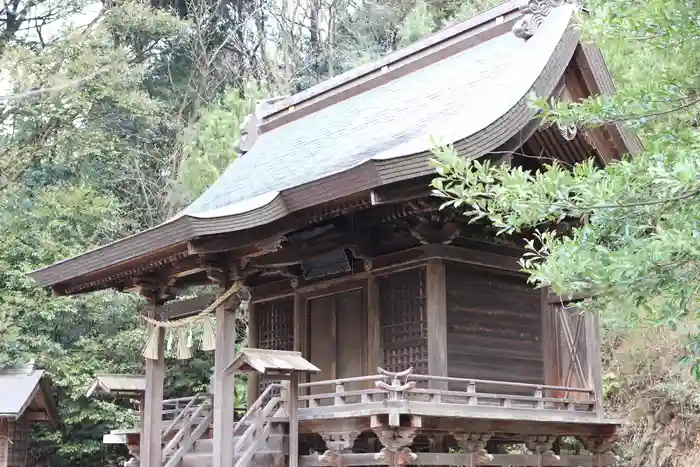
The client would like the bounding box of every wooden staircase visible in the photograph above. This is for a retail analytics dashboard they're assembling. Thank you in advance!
[161,383,289,467]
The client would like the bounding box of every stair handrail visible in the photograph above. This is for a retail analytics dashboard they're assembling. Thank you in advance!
[162,393,208,436]
[233,383,285,437]
[234,391,287,467]
[161,398,211,461]
[162,403,214,467]
[233,394,284,453]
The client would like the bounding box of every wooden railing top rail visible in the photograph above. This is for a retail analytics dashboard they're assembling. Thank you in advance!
[406,374,594,395]
[299,374,385,388]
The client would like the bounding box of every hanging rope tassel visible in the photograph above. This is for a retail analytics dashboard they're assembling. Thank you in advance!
[186,324,194,349]
[166,328,174,353]
[142,324,160,360]
[201,315,216,351]
[177,326,192,360]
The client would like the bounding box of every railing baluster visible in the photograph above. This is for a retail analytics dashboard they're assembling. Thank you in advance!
[467,381,477,406]
[535,387,544,410]
[334,383,345,406]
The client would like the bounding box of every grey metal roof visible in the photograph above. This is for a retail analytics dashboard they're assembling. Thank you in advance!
[85,374,145,398]
[183,5,575,218]
[0,367,45,418]
[227,349,321,375]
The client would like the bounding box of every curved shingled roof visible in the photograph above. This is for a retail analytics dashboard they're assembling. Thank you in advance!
[185,5,572,217]
[29,1,638,292]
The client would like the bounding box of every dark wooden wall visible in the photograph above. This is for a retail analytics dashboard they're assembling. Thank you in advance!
[445,262,543,391]
[0,417,28,467]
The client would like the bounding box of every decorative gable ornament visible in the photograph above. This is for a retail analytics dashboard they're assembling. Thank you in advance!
[513,0,578,39]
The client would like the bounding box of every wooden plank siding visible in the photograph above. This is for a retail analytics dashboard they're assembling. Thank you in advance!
[445,262,543,393]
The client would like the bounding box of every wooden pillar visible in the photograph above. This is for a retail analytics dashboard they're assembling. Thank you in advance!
[426,260,448,388]
[541,289,558,391]
[366,273,381,380]
[288,372,299,467]
[585,310,604,419]
[140,302,165,467]
[247,301,259,407]
[213,285,236,467]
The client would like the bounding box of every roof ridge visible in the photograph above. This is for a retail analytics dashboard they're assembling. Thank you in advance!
[258,0,522,132]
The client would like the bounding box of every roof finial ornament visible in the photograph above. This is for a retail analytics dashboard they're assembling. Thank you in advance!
[512,0,571,39]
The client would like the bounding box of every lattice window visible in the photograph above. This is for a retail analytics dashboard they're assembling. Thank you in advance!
[6,419,27,467]
[257,298,294,400]
[379,268,428,375]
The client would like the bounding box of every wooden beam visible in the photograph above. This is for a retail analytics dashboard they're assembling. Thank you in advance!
[426,260,448,389]
[248,233,374,269]
[140,303,165,467]
[159,292,216,321]
[250,244,526,302]
[212,283,236,467]
[23,412,51,421]
[247,301,260,407]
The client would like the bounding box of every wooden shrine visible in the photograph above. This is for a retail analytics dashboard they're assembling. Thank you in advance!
[29,1,642,466]
[0,365,59,467]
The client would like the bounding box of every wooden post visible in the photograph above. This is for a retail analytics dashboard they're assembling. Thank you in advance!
[213,286,236,467]
[293,287,307,395]
[541,289,558,395]
[585,310,604,419]
[426,260,448,389]
[366,273,381,383]
[288,372,299,467]
[141,302,165,467]
[247,301,259,407]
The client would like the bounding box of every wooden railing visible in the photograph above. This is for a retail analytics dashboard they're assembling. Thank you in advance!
[161,394,212,467]
[234,383,287,467]
[298,367,597,415]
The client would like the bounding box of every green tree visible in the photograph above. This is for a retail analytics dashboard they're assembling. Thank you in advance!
[431,0,700,371]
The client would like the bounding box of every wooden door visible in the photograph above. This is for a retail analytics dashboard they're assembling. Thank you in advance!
[308,289,365,405]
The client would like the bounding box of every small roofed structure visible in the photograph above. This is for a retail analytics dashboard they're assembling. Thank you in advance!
[229,349,319,467]
[86,374,146,399]
[0,364,58,467]
[226,349,320,378]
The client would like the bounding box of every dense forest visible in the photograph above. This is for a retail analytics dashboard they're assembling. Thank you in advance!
[1,0,699,465]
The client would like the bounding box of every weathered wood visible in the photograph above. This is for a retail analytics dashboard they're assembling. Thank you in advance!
[426,260,448,390]
[366,274,381,387]
[541,288,558,392]
[299,452,614,466]
[446,263,543,391]
[585,310,604,418]
[212,286,236,467]
[141,302,165,467]
[247,301,260,407]
[288,373,300,467]
[250,244,526,302]
[293,288,308,393]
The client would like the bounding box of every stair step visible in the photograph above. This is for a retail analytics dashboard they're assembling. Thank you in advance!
[192,434,287,453]
[180,451,284,467]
